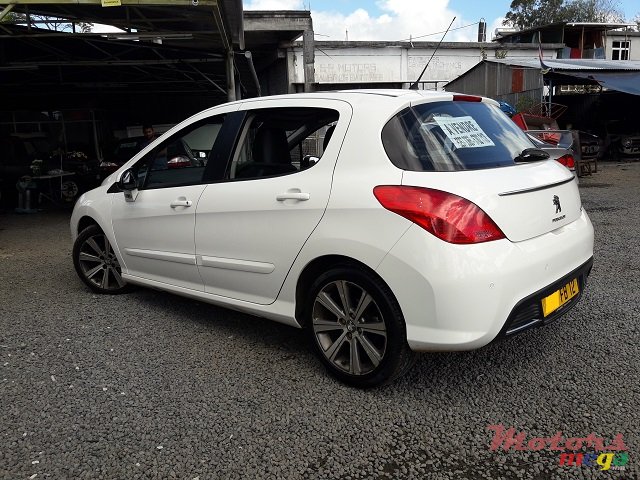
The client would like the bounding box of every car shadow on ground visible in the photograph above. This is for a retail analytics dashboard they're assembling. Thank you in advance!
[126,283,571,392]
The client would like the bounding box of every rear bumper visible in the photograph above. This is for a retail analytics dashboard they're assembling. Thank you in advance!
[375,210,594,352]
[497,256,593,337]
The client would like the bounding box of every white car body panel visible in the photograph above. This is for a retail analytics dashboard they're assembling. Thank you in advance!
[110,184,207,291]
[70,89,595,354]
[194,98,353,304]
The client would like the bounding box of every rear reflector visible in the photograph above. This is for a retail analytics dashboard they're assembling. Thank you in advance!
[453,94,482,102]
[373,186,505,244]
[556,154,575,169]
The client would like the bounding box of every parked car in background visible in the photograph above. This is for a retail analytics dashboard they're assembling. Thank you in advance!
[618,134,640,158]
[511,111,600,172]
[71,90,594,387]
[526,130,576,175]
[601,120,640,161]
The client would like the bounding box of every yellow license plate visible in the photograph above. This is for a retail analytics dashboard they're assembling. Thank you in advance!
[541,278,579,317]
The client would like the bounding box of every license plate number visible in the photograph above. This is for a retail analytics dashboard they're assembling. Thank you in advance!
[542,278,579,317]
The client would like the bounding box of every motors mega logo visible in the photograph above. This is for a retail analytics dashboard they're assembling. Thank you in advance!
[487,424,629,471]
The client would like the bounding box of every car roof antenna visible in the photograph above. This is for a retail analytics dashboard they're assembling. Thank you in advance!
[410,16,456,91]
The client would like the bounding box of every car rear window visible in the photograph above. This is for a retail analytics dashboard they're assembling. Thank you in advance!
[382,101,534,171]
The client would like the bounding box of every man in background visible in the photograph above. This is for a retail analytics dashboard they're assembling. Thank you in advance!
[137,125,156,151]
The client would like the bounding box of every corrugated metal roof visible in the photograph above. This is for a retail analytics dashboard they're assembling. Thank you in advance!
[488,58,640,71]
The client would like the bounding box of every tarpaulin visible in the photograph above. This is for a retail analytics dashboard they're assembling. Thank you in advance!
[563,71,640,96]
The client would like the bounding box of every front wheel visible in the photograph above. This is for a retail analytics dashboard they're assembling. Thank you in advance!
[73,224,130,294]
[306,266,416,388]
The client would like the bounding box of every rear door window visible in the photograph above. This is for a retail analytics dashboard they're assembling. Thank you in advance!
[229,107,339,180]
[382,101,534,171]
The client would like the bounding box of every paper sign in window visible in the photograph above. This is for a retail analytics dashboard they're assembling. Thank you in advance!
[431,116,495,149]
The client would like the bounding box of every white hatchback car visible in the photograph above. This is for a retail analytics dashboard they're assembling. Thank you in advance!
[71,90,594,387]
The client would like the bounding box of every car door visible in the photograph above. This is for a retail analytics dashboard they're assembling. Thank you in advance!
[110,111,234,291]
[195,99,352,304]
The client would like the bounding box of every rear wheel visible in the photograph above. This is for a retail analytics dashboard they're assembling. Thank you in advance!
[73,225,130,294]
[306,266,416,388]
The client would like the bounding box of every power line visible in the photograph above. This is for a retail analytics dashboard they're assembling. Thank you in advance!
[397,21,480,43]
[410,16,456,90]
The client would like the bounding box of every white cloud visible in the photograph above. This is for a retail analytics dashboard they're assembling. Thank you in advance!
[487,16,508,41]
[244,0,506,43]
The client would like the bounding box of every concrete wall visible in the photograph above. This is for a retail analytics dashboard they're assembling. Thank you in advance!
[287,42,558,90]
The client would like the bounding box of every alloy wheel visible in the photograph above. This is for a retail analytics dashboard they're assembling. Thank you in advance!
[312,280,388,376]
[77,233,126,292]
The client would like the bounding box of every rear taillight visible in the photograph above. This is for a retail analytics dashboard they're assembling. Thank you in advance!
[556,154,575,169]
[373,186,505,244]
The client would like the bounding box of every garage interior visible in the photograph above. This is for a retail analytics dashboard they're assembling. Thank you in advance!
[0,1,312,154]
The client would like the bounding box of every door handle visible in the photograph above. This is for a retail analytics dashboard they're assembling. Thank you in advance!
[170,198,193,208]
[276,192,310,202]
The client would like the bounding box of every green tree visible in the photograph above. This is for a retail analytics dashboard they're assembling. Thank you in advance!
[504,0,624,29]
[565,0,624,22]
[504,0,566,29]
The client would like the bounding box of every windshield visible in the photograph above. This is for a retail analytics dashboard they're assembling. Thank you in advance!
[381,101,535,171]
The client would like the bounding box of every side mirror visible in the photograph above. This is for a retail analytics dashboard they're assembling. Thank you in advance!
[118,168,139,202]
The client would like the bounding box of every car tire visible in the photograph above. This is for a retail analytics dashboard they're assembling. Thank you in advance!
[73,224,130,294]
[305,266,417,388]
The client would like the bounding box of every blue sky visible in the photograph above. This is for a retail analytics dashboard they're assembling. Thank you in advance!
[244,0,639,41]
[301,0,639,24]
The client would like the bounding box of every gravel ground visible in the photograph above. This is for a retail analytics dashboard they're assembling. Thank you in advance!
[1,162,638,480]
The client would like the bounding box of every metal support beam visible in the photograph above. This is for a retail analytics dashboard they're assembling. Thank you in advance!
[226,49,235,101]
[0,3,14,22]
[211,4,231,51]
[2,57,222,67]
[244,51,261,97]
[185,61,227,95]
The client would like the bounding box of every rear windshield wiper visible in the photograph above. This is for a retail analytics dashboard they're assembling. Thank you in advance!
[514,148,550,163]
